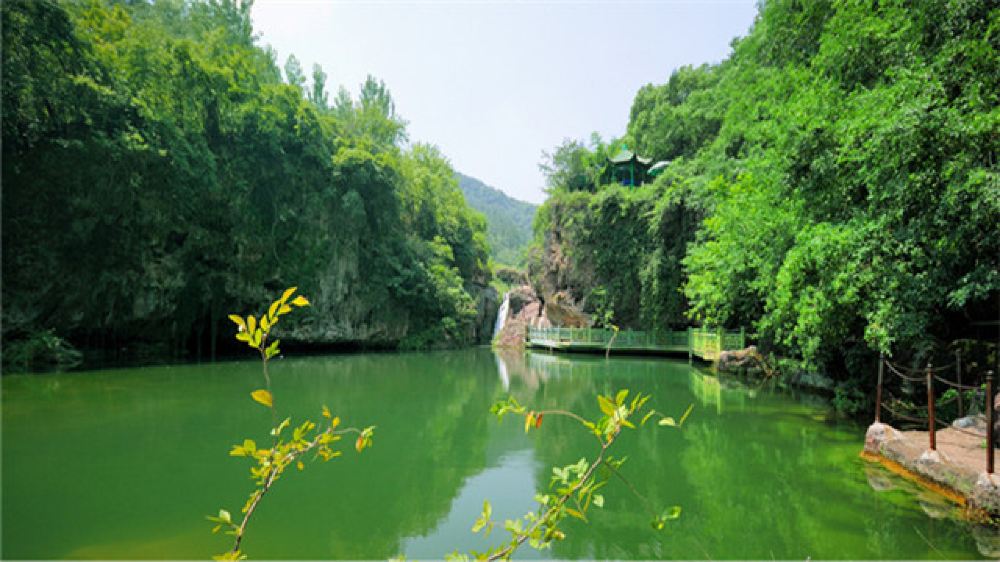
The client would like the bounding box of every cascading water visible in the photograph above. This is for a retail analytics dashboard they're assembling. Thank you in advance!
[492,291,511,341]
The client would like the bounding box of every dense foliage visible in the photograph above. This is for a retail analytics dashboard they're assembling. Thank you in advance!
[456,172,537,266]
[531,0,999,380]
[2,0,494,368]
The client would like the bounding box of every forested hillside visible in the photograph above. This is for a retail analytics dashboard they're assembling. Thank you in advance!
[456,172,536,265]
[2,0,495,369]
[530,1,998,386]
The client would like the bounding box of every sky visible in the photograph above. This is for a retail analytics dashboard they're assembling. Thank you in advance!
[251,1,759,204]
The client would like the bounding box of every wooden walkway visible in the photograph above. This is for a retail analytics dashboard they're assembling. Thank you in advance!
[526,326,745,361]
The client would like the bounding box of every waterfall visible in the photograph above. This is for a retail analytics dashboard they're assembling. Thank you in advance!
[493,291,511,340]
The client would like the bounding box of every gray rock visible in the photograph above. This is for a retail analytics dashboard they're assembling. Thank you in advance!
[972,472,1000,514]
[507,285,537,316]
[972,523,1000,558]
[953,414,987,432]
[865,422,903,454]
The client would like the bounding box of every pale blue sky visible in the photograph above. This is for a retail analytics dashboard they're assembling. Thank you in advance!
[251,1,759,204]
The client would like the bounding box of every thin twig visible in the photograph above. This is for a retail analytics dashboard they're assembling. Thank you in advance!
[913,526,944,557]
[229,423,363,554]
[486,428,619,561]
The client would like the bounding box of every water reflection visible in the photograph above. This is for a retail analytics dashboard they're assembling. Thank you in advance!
[492,350,989,560]
[1,349,992,559]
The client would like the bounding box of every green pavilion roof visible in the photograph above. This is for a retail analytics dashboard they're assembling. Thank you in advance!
[609,149,652,166]
[648,160,670,175]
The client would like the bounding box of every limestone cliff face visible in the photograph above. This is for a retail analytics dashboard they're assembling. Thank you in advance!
[528,221,595,309]
[526,195,599,326]
[469,282,499,344]
[281,250,409,346]
[281,251,497,347]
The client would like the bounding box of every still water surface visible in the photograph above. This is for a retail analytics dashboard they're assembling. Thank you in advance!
[2,348,992,559]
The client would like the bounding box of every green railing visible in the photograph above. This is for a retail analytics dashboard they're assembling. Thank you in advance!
[526,326,745,360]
[689,327,746,359]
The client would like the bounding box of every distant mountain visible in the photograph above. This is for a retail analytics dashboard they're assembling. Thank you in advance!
[456,172,537,266]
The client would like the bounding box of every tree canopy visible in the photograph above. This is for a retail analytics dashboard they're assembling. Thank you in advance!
[2,0,494,368]
[531,0,999,379]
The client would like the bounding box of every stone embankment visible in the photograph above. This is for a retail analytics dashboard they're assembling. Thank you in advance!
[863,420,1000,521]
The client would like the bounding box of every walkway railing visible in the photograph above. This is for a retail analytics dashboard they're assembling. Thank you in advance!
[690,327,746,361]
[875,352,995,474]
[526,326,745,361]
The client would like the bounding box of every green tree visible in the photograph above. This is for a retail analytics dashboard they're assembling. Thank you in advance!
[283,53,305,89]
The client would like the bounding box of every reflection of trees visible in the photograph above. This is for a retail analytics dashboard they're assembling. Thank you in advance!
[497,352,699,559]
[489,352,984,559]
[245,350,505,558]
[2,350,506,559]
[3,351,987,559]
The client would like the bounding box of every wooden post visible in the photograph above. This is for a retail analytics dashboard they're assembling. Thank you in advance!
[956,349,964,418]
[987,371,995,475]
[927,362,936,451]
[876,352,884,423]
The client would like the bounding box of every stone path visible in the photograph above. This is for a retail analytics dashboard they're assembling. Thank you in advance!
[864,422,1000,515]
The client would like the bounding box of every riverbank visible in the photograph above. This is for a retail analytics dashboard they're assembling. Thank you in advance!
[863,421,1000,524]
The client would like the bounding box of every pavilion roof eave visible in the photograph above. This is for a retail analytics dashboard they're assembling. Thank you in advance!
[609,150,653,166]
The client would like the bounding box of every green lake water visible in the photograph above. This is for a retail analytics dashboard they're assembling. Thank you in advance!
[2,348,995,559]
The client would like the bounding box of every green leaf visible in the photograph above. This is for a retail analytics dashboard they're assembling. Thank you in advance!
[228,315,246,331]
[640,410,655,426]
[678,403,695,426]
[271,417,290,436]
[598,395,616,417]
[280,287,297,305]
[658,417,676,427]
[265,339,280,359]
[615,389,628,405]
[471,500,492,535]
[291,295,310,307]
[251,389,273,408]
[592,494,604,508]
[246,315,256,335]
